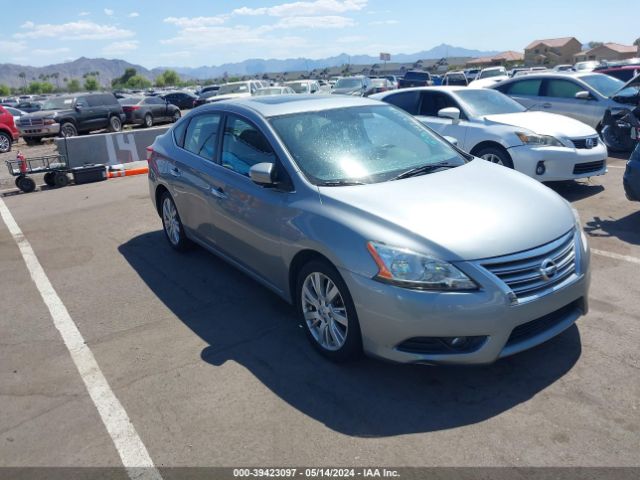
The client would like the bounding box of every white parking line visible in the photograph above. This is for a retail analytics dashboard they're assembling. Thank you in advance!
[608,165,626,169]
[0,197,162,480]
[593,248,640,265]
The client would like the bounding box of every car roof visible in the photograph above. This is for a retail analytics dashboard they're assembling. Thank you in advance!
[196,94,382,118]
[500,72,602,81]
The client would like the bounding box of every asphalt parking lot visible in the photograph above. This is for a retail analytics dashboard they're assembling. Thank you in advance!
[0,152,638,470]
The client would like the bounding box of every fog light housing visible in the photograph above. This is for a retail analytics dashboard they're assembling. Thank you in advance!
[536,161,546,175]
[397,336,487,354]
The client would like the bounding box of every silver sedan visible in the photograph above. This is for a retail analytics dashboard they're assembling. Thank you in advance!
[148,95,590,365]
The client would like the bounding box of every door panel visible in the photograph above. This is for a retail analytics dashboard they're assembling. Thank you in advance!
[416,91,468,148]
[541,79,601,127]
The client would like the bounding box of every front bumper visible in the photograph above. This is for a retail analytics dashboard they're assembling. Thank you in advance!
[340,232,590,365]
[508,142,607,181]
[18,123,61,138]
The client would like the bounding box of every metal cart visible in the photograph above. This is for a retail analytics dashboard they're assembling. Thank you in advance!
[5,153,70,193]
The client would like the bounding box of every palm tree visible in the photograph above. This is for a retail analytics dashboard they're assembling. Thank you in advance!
[18,72,26,92]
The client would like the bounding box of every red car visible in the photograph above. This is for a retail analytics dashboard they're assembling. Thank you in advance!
[0,105,19,153]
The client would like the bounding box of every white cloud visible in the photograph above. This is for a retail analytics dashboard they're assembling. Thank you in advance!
[79,12,90,17]
[128,12,140,18]
[32,47,71,55]
[163,16,227,28]
[102,40,140,55]
[104,8,114,16]
[271,15,355,29]
[15,21,134,40]
[232,0,367,17]
[0,40,28,52]
[368,19,399,25]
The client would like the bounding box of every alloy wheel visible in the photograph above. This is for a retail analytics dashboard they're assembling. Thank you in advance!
[301,272,349,351]
[0,134,10,152]
[481,153,505,165]
[162,197,181,246]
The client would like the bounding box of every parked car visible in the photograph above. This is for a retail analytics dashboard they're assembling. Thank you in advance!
[624,143,640,201]
[148,95,590,364]
[193,90,219,108]
[198,85,220,95]
[595,66,640,83]
[468,67,509,88]
[464,69,480,81]
[206,81,263,103]
[398,70,433,88]
[285,80,321,94]
[554,64,574,72]
[16,93,125,143]
[119,96,181,127]
[160,91,198,110]
[372,86,607,181]
[254,87,296,96]
[3,107,27,123]
[15,101,42,113]
[442,71,468,86]
[331,76,374,96]
[574,61,601,73]
[369,78,394,94]
[383,75,399,88]
[491,72,639,139]
[0,105,19,153]
[1,97,19,108]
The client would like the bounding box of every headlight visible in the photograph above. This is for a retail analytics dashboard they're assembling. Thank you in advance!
[366,242,478,291]
[516,131,564,147]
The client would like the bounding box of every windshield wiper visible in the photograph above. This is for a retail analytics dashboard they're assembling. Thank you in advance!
[317,180,367,187]
[391,162,457,181]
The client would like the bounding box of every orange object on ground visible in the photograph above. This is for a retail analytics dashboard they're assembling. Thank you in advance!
[107,166,149,179]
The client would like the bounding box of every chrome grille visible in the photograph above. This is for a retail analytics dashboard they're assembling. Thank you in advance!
[480,230,577,301]
[18,118,43,127]
[571,137,598,149]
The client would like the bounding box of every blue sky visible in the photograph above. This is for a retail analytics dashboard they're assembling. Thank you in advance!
[0,0,636,68]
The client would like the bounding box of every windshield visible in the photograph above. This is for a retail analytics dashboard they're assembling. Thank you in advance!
[218,83,249,94]
[287,82,310,93]
[455,89,525,116]
[119,97,143,105]
[269,105,466,185]
[335,78,363,89]
[255,88,286,96]
[479,68,506,79]
[41,97,74,110]
[580,74,625,97]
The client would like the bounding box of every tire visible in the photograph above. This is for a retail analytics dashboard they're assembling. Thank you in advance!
[108,116,122,133]
[143,113,153,128]
[54,172,69,188]
[160,192,192,251]
[474,146,514,169]
[43,172,56,187]
[0,132,12,153]
[296,260,362,362]
[17,176,36,193]
[602,125,635,152]
[59,122,77,138]
[172,111,181,123]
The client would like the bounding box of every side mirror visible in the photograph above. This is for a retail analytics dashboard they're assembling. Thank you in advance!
[443,136,459,146]
[575,91,591,100]
[249,162,276,186]
[75,105,83,112]
[438,107,461,121]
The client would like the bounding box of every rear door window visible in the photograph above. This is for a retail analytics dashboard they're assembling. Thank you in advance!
[382,91,421,115]
[183,114,222,160]
[504,79,542,96]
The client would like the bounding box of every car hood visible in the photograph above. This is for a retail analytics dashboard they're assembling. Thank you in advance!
[331,88,362,95]
[317,159,574,261]
[19,109,70,119]
[483,111,596,138]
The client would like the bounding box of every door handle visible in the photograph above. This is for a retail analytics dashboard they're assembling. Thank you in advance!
[170,167,181,177]
[210,186,227,199]
[542,103,552,109]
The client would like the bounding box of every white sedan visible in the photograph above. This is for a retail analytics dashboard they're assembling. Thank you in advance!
[371,86,607,181]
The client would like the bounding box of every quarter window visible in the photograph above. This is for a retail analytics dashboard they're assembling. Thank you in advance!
[221,116,275,176]
[184,114,222,160]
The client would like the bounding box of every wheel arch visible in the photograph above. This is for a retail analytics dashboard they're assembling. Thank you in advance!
[288,249,336,305]
[470,140,513,159]
[154,184,170,217]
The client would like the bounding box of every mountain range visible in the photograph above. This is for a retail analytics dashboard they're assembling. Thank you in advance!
[0,44,499,88]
